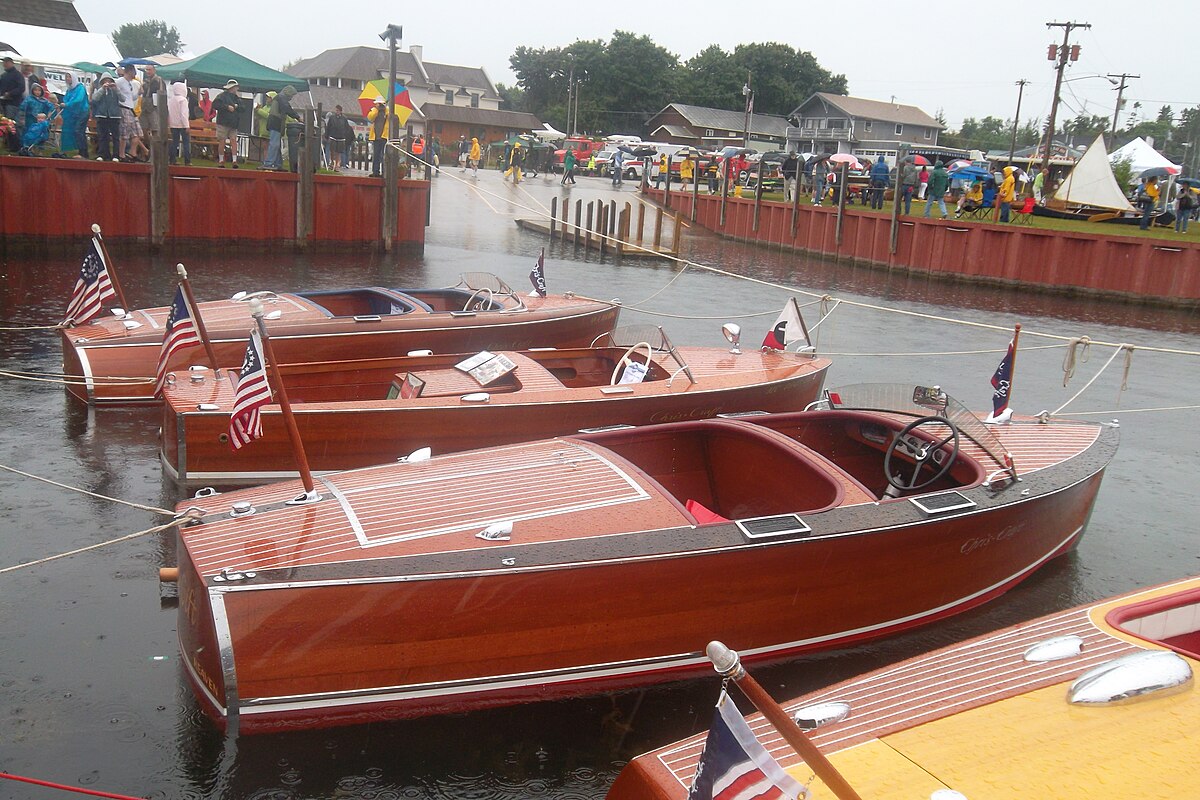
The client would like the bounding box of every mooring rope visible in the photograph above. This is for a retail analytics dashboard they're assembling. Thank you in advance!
[819,343,1069,357]
[1061,336,1091,386]
[0,463,173,515]
[1052,344,1130,415]
[0,516,194,575]
[1055,404,1200,416]
[0,772,146,800]
[0,369,153,387]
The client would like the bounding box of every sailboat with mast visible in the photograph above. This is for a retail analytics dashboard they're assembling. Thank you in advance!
[1034,133,1148,224]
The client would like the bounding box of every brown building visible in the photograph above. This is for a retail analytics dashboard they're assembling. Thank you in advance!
[643,103,789,151]
[789,93,964,166]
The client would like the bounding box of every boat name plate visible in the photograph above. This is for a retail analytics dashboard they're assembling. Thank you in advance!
[736,514,812,539]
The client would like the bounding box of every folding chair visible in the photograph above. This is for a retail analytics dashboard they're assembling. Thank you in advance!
[965,200,994,221]
[1011,197,1036,225]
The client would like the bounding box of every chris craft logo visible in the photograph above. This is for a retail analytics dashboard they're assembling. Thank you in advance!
[960,523,1024,555]
[649,406,723,423]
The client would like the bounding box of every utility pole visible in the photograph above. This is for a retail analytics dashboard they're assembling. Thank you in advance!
[1106,72,1138,150]
[565,56,575,139]
[1041,20,1091,173]
[1008,79,1027,163]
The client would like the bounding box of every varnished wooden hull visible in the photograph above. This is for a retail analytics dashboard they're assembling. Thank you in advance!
[161,353,830,484]
[175,413,1115,734]
[609,575,1200,800]
[62,298,619,405]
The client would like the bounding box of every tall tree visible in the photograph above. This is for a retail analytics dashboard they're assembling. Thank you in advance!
[509,35,846,136]
[677,46,743,108]
[731,43,847,117]
[112,20,184,58]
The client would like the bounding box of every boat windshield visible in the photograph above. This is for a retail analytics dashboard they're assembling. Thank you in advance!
[827,383,1010,467]
[591,325,694,384]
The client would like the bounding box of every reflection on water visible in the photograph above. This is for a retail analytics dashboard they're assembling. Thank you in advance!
[1,173,1198,798]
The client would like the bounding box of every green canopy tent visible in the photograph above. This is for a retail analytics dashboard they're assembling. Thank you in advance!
[156,46,308,93]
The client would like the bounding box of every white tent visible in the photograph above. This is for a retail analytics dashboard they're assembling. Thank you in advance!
[1110,137,1178,179]
[0,20,122,70]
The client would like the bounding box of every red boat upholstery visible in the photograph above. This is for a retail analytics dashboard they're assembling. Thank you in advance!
[579,419,846,520]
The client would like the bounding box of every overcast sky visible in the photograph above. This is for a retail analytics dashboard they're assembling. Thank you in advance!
[76,0,1200,133]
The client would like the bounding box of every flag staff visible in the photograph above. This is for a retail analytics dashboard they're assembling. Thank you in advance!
[90,223,130,313]
[1008,322,1022,407]
[707,641,864,800]
[176,264,221,375]
[250,299,317,499]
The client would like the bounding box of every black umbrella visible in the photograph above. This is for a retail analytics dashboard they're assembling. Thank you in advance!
[1175,177,1200,188]
[1138,166,1181,180]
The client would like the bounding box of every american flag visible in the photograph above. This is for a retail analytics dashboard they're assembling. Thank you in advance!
[63,237,116,325]
[687,692,805,800]
[228,330,272,450]
[153,286,202,395]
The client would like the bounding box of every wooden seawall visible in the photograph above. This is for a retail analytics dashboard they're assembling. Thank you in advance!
[645,187,1200,308]
[0,157,428,250]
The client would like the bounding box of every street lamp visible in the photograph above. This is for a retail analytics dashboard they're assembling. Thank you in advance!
[741,77,753,148]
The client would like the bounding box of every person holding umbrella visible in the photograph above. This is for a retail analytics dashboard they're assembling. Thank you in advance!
[1137,176,1160,230]
[1174,185,1196,234]
[367,97,389,177]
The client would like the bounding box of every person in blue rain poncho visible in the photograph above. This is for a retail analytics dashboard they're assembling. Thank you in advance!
[59,72,90,157]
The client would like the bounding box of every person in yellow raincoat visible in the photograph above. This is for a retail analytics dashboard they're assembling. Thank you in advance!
[367,98,389,177]
[679,153,694,188]
[468,137,481,177]
[505,140,524,184]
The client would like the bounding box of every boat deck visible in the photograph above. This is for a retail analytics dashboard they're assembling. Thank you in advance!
[181,439,685,578]
[653,603,1144,788]
[163,348,827,410]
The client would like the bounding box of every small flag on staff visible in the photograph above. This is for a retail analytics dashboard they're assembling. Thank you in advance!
[228,330,272,450]
[63,237,116,326]
[529,250,547,298]
[687,691,807,800]
[154,286,202,395]
[989,336,1016,421]
[761,298,810,352]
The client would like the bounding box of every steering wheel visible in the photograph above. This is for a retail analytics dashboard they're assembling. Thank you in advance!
[610,341,653,386]
[883,416,961,492]
[462,287,495,312]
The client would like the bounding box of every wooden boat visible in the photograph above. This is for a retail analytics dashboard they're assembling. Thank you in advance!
[172,383,1117,734]
[159,325,832,485]
[610,575,1199,799]
[60,273,619,405]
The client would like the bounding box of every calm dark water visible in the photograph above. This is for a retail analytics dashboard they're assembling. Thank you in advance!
[1,172,1198,799]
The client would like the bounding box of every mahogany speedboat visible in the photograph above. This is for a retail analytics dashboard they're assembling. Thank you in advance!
[60,273,619,405]
[159,325,831,485]
[610,575,1199,799]
[171,384,1117,734]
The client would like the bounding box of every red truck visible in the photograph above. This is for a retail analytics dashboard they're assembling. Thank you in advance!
[553,138,606,172]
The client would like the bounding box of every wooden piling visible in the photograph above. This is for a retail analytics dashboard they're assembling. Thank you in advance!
[672,210,683,255]
[549,197,558,242]
[297,110,315,246]
[585,201,593,250]
[636,202,646,245]
[653,206,664,251]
